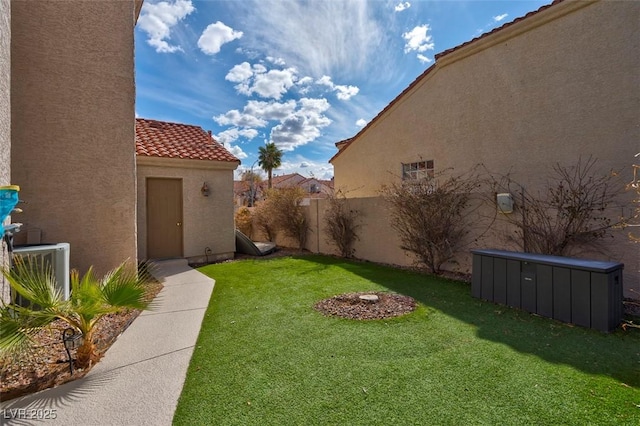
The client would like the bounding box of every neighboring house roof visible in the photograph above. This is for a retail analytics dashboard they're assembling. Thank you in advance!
[270,173,306,187]
[234,180,251,193]
[135,118,240,163]
[329,0,565,163]
[335,138,352,151]
[233,174,334,204]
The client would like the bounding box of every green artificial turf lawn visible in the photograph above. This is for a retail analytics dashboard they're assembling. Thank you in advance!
[173,255,640,425]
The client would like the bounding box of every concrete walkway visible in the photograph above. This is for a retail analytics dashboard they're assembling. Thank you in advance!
[0,259,214,425]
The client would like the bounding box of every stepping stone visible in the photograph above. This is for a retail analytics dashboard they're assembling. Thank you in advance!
[359,294,379,303]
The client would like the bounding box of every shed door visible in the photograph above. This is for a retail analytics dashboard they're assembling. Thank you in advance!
[147,178,183,259]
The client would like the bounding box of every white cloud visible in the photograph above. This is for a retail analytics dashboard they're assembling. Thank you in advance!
[251,68,297,99]
[244,100,297,120]
[253,63,268,74]
[403,24,435,54]
[299,97,330,114]
[215,128,259,145]
[316,75,359,101]
[229,1,385,78]
[215,95,333,153]
[227,144,248,160]
[226,62,298,99]
[226,62,254,83]
[198,21,243,55]
[394,2,411,12]
[137,0,195,53]
[356,118,367,127]
[298,76,314,86]
[215,100,298,134]
[335,85,359,100]
[267,56,286,66]
[316,75,333,87]
[213,109,267,128]
[269,97,332,151]
[416,53,432,64]
[494,14,509,22]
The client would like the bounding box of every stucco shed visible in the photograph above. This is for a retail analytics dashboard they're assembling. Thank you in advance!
[135,118,240,264]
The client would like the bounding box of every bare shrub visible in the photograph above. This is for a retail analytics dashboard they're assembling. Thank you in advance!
[324,191,361,258]
[381,170,480,274]
[234,206,252,237]
[486,156,626,256]
[253,201,277,242]
[263,187,310,250]
[241,170,263,207]
[622,153,640,242]
[621,153,640,330]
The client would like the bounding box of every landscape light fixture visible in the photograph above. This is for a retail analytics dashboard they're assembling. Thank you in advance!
[62,327,83,374]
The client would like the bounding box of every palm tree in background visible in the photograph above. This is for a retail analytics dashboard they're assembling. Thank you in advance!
[258,142,283,189]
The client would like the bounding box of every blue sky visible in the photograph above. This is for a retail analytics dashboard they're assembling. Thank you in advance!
[135,0,552,180]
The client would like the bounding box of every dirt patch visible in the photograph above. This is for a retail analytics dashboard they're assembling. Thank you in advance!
[314,291,418,320]
[0,281,163,401]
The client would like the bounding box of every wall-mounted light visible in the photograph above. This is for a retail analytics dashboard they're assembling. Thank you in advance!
[201,182,210,197]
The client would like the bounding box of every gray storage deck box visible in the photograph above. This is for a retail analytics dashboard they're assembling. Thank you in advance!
[471,249,623,332]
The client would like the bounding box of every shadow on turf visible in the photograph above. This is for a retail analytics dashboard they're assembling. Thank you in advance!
[294,255,640,388]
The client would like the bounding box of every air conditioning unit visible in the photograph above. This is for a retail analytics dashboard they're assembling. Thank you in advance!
[13,243,71,301]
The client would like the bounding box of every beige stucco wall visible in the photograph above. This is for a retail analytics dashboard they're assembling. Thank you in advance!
[305,197,407,265]
[333,0,638,196]
[0,0,9,189]
[303,196,638,298]
[1,0,10,303]
[330,0,639,296]
[137,157,239,264]
[10,0,138,275]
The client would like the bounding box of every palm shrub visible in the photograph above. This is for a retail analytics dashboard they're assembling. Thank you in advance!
[258,142,283,189]
[1,258,152,369]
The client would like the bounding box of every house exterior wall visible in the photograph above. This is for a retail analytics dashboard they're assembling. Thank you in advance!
[0,0,9,189]
[1,0,11,303]
[137,157,238,264]
[10,0,138,275]
[333,0,638,196]
[329,0,639,297]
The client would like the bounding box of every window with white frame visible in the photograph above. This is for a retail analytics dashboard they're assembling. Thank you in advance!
[402,160,434,180]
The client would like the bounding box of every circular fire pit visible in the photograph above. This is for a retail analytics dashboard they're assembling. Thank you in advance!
[314,292,417,320]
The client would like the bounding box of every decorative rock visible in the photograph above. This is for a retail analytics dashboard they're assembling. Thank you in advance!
[359,294,379,303]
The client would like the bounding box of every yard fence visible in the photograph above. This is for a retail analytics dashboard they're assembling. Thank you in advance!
[247,196,639,298]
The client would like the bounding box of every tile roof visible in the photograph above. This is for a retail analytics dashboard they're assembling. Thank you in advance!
[270,173,306,187]
[329,0,564,163]
[135,118,240,163]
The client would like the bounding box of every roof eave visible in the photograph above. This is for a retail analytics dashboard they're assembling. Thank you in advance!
[136,155,240,171]
[134,0,144,23]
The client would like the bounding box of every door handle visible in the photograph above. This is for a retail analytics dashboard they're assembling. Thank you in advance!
[177,222,182,226]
